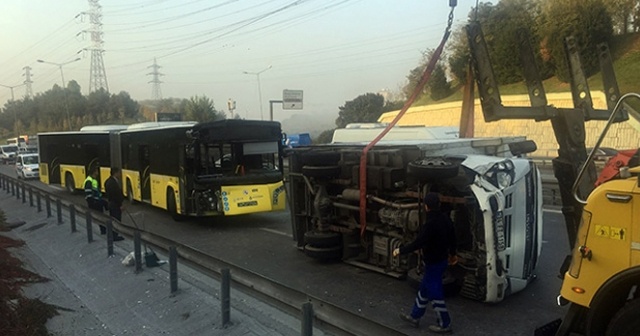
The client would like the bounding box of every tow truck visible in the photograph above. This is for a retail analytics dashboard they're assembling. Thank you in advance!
[464,20,640,336]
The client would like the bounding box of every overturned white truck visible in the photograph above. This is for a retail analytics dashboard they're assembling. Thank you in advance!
[287,124,543,303]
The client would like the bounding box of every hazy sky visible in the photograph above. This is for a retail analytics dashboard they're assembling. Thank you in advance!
[0,0,469,123]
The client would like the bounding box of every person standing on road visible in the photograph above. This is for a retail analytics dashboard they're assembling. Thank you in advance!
[84,166,108,234]
[393,192,457,334]
[104,167,125,241]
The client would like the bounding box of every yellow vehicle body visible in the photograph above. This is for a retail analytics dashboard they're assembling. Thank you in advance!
[39,163,49,185]
[560,177,639,307]
[60,164,86,190]
[123,168,286,216]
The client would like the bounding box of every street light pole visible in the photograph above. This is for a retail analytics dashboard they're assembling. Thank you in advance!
[37,58,81,131]
[243,65,272,120]
[0,82,26,137]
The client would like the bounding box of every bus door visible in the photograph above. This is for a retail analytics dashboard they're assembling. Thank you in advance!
[45,144,60,184]
[139,145,151,202]
[85,144,100,172]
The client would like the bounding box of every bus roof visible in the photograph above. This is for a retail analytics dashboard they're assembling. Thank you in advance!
[125,121,197,131]
[80,125,128,132]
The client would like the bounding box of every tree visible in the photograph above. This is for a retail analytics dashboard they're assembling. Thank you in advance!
[335,93,385,128]
[538,0,613,82]
[184,95,225,122]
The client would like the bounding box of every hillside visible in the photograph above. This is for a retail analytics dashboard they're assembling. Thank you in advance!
[417,32,640,106]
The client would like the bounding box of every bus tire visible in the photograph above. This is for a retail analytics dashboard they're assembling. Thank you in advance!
[167,189,183,221]
[302,165,341,178]
[606,298,640,336]
[303,244,342,260]
[126,181,137,205]
[407,157,459,180]
[303,231,342,248]
[65,173,75,193]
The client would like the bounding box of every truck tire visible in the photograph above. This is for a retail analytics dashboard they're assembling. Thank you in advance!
[407,157,459,180]
[304,231,342,248]
[606,298,640,336]
[302,165,341,178]
[304,244,342,260]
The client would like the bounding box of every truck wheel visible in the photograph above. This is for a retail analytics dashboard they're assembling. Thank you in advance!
[304,231,342,248]
[65,173,75,193]
[606,298,640,336]
[302,165,341,178]
[407,157,459,180]
[304,244,342,260]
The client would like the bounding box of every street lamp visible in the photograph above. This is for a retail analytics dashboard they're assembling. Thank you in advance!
[37,58,81,130]
[0,82,27,137]
[243,65,272,120]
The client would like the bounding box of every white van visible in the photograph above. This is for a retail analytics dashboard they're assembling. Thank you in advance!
[0,145,18,164]
[16,153,39,179]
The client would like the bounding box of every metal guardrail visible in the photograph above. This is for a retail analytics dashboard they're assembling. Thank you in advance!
[0,174,406,336]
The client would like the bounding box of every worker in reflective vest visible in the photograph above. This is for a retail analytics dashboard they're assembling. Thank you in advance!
[84,166,107,234]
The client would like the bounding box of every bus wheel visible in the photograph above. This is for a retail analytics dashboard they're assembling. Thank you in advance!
[65,173,75,193]
[606,298,640,336]
[407,157,459,181]
[303,244,342,260]
[126,181,137,205]
[167,189,183,221]
[303,231,342,248]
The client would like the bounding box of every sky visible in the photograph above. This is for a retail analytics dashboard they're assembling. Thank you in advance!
[0,0,471,125]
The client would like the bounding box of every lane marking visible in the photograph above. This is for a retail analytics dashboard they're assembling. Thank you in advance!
[260,228,289,237]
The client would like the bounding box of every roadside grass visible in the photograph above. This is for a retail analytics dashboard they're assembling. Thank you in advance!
[0,212,58,336]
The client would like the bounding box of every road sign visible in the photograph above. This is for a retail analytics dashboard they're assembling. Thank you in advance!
[282,89,303,110]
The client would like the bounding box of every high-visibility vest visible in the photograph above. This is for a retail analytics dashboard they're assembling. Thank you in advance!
[84,175,100,200]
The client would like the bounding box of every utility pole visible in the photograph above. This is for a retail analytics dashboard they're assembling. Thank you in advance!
[85,0,108,92]
[22,66,33,98]
[243,65,272,120]
[147,58,164,101]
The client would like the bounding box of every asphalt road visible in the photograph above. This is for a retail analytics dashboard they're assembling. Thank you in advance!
[7,164,570,336]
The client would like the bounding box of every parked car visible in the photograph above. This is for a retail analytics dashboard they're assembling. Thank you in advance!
[16,153,39,179]
[0,145,18,164]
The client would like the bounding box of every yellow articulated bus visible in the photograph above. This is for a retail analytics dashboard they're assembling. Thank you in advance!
[113,120,287,220]
[38,125,128,192]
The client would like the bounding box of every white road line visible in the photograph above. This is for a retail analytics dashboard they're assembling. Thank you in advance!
[260,228,289,237]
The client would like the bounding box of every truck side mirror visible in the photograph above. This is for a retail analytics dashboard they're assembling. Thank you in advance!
[508,140,537,156]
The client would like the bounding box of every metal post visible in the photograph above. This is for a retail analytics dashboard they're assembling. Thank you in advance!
[106,220,114,257]
[56,198,62,224]
[169,246,178,293]
[301,302,314,336]
[269,100,283,122]
[221,268,231,328]
[86,212,94,243]
[11,181,15,196]
[46,195,51,217]
[28,187,33,207]
[15,182,19,199]
[134,231,142,273]
[69,205,76,232]
[37,192,42,212]
[21,183,25,203]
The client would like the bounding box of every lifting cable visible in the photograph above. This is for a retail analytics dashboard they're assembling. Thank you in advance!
[358,1,457,238]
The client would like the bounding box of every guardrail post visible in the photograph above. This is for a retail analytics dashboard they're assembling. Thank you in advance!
[221,268,231,328]
[46,195,51,218]
[169,246,178,293]
[69,205,77,233]
[301,302,313,336]
[37,192,42,212]
[28,187,33,207]
[11,181,15,196]
[14,182,18,199]
[134,231,142,273]
[106,220,114,257]
[21,183,26,203]
[2,177,6,191]
[86,211,94,243]
[56,199,63,224]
